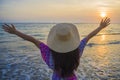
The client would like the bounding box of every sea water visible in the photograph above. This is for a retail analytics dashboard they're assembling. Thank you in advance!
[0,23,120,80]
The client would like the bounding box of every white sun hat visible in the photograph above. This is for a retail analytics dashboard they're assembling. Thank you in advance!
[47,23,80,53]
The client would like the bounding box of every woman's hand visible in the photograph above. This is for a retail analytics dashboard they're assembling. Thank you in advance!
[2,23,41,48]
[99,17,110,29]
[86,17,110,43]
[2,24,16,34]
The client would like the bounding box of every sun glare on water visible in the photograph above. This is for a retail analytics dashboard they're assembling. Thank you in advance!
[101,34,105,41]
[100,12,106,18]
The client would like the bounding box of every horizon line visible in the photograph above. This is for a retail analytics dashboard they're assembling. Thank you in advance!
[0,22,120,24]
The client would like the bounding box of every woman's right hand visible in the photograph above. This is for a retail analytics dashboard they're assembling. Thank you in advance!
[99,17,110,29]
[2,24,17,34]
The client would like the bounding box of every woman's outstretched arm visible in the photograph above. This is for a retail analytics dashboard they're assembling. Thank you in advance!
[86,17,110,43]
[2,24,41,48]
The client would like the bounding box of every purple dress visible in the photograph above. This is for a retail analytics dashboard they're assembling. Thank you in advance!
[39,38,87,80]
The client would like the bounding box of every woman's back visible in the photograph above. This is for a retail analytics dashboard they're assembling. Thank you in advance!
[39,38,87,79]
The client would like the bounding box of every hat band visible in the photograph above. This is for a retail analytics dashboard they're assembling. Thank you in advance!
[56,32,71,41]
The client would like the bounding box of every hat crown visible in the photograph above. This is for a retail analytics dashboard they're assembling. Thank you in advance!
[55,23,72,41]
[56,26,70,36]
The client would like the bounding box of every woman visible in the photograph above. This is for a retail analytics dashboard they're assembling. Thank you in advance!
[2,17,110,80]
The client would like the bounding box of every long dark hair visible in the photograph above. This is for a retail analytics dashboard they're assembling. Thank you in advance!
[51,47,80,78]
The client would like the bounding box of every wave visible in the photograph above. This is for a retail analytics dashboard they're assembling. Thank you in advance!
[0,40,15,43]
[97,33,120,36]
[87,41,120,47]
[81,32,120,37]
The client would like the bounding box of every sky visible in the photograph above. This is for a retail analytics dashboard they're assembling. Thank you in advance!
[0,0,120,23]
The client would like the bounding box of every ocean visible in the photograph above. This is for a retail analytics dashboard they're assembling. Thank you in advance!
[0,23,120,80]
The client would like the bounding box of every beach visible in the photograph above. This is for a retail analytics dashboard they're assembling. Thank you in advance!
[0,23,120,80]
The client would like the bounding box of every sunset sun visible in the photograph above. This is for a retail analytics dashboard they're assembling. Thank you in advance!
[100,12,106,18]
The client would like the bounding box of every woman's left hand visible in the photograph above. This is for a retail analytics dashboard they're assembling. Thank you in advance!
[2,24,17,34]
